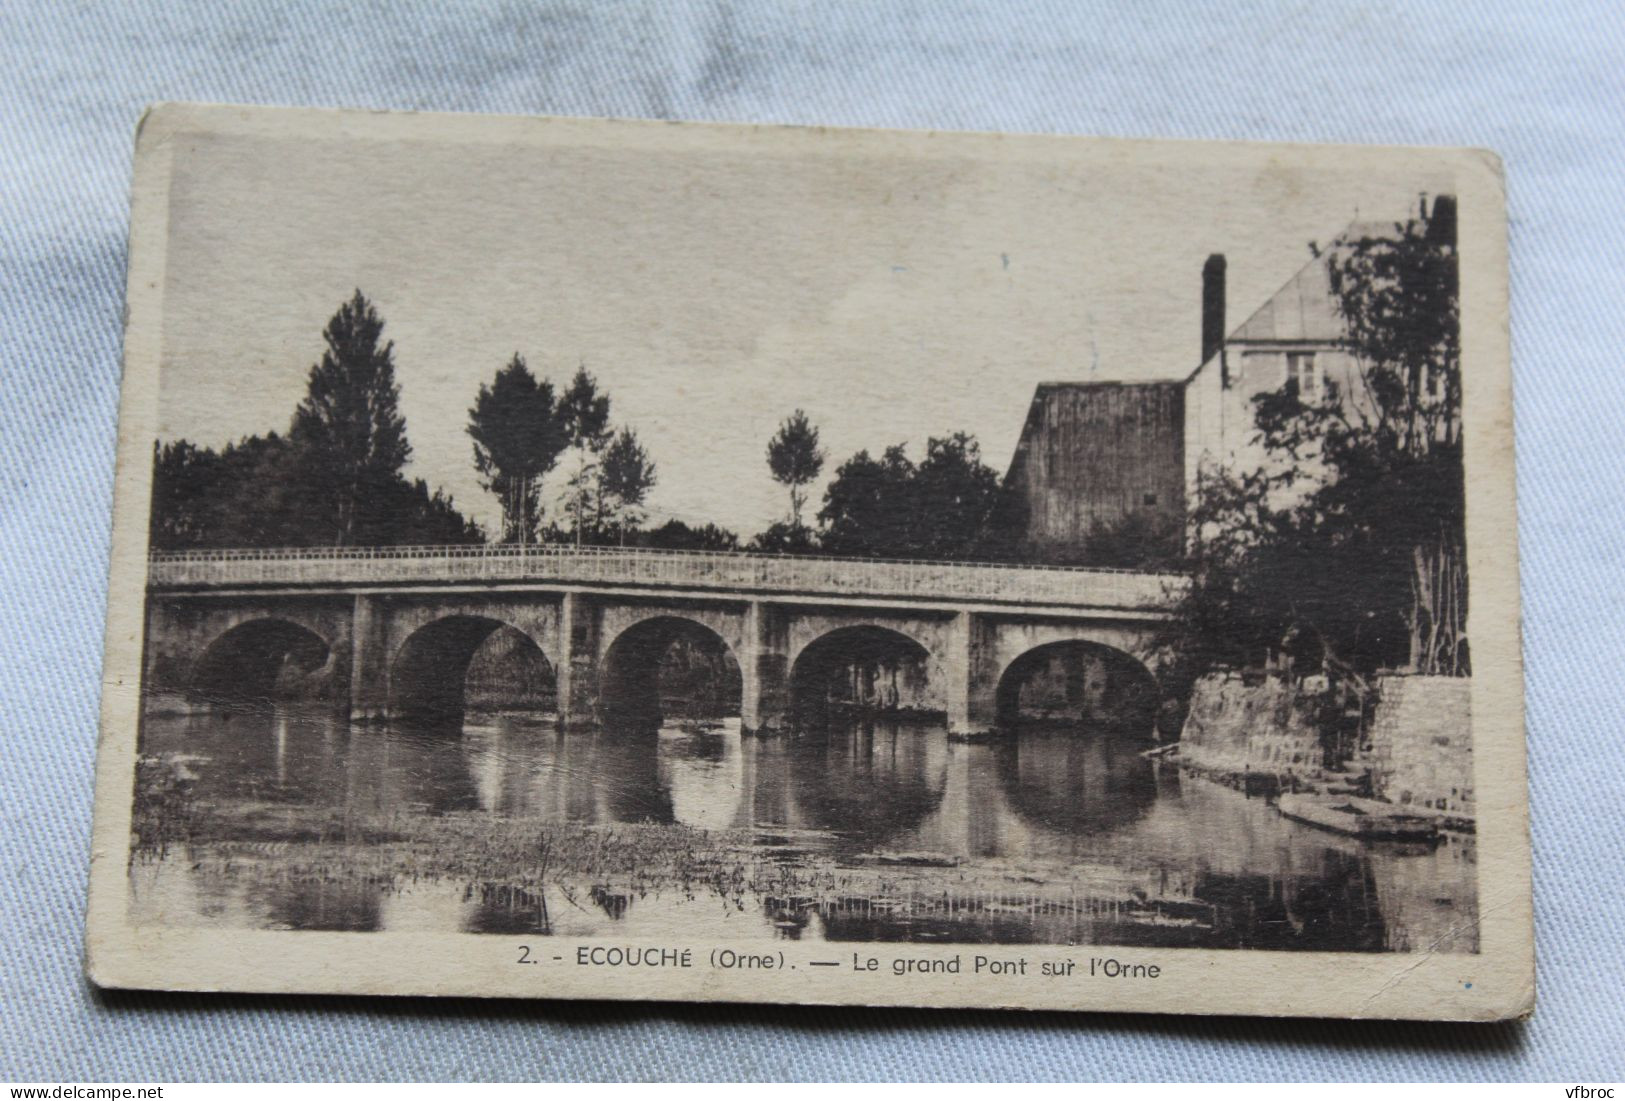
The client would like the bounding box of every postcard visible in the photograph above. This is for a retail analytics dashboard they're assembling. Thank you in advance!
[86,104,1531,1019]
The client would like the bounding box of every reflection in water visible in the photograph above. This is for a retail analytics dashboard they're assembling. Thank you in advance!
[131,704,1477,951]
[995,725,1157,836]
[258,877,383,933]
[771,719,949,842]
[465,885,551,935]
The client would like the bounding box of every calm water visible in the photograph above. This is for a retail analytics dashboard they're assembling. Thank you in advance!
[131,707,1478,950]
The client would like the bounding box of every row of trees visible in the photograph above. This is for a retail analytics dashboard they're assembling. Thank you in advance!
[148,284,1009,560]
[149,198,1467,691]
[150,292,662,552]
[151,292,483,549]
[467,356,655,546]
[750,410,1009,560]
[466,367,1008,559]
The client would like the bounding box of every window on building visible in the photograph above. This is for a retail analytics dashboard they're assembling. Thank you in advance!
[1286,352,1320,400]
[1143,492,1158,506]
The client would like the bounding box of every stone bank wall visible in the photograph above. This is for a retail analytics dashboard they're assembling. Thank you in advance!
[1178,674,1325,778]
[1367,675,1474,813]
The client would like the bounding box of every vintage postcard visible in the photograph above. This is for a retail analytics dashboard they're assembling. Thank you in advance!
[86,104,1532,1020]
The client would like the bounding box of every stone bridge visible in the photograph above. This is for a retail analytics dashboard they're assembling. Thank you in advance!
[142,545,1184,737]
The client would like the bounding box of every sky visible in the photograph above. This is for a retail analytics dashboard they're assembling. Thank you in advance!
[155,116,1452,539]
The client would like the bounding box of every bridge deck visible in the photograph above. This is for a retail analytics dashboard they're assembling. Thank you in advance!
[147,545,1184,611]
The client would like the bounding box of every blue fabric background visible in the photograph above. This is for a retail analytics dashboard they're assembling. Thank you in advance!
[2,0,1621,1082]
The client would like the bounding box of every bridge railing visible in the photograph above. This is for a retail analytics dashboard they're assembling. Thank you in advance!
[146,544,1186,610]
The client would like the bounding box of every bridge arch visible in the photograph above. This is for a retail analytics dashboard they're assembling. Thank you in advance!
[599,615,743,729]
[993,639,1159,737]
[789,624,940,722]
[390,615,555,726]
[191,617,332,709]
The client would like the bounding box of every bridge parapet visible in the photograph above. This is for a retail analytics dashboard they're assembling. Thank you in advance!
[147,545,1184,611]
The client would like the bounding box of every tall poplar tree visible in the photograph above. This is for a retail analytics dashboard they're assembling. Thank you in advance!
[289,291,411,545]
[467,354,566,544]
[557,365,612,546]
[766,409,824,532]
[599,426,657,544]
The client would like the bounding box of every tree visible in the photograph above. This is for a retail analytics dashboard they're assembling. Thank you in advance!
[766,409,824,532]
[816,432,1001,559]
[598,426,657,544]
[1319,196,1465,674]
[557,365,612,546]
[1169,197,1465,680]
[907,432,1002,559]
[288,291,412,545]
[749,520,820,555]
[150,439,224,550]
[637,520,740,552]
[817,445,914,557]
[467,354,566,544]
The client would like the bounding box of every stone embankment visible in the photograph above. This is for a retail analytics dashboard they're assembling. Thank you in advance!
[1365,675,1474,815]
[1175,671,1474,835]
[1176,673,1329,791]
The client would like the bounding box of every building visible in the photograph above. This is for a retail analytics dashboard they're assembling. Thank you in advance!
[997,201,1448,563]
[1182,224,1393,511]
[997,380,1186,564]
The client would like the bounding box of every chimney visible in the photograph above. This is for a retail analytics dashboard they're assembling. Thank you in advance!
[1201,253,1226,368]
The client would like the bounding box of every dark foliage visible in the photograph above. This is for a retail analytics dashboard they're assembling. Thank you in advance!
[371,477,486,546]
[1165,198,1466,683]
[765,409,824,532]
[636,520,740,552]
[467,354,565,544]
[747,520,820,555]
[817,444,914,557]
[816,432,1001,560]
[1080,508,1187,571]
[150,434,482,550]
[150,293,482,550]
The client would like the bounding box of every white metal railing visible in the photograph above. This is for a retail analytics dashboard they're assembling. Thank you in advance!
[146,543,1185,610]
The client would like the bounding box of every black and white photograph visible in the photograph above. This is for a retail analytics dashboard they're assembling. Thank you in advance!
[86,105,1527,1018]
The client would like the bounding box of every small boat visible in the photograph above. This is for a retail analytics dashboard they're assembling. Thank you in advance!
[1276,794,1439,842]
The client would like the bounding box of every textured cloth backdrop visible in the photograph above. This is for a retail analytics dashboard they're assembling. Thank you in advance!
[1,0,1621,1082]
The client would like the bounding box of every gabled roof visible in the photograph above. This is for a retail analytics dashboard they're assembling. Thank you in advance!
[1227,220,1392,345]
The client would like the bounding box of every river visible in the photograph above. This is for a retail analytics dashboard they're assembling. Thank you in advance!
[129,706,1478,951]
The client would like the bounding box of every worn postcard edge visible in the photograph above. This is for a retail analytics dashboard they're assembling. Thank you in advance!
[84,103,1534,1021]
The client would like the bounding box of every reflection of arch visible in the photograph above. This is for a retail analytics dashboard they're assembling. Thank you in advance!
[994,641,1159,734]
[784,719,948,842]
[995,730,1157,836]
[192,618,331,708]
[599,616,742,729]
[391,616,554,726]
[790,625,936,721]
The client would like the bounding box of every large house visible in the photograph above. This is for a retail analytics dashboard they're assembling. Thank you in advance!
[996,200,1446,564]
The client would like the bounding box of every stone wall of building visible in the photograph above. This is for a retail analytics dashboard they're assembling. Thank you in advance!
[1367,674,1474,813]
[999,381,1186,563]
[1178,673,1326,778]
